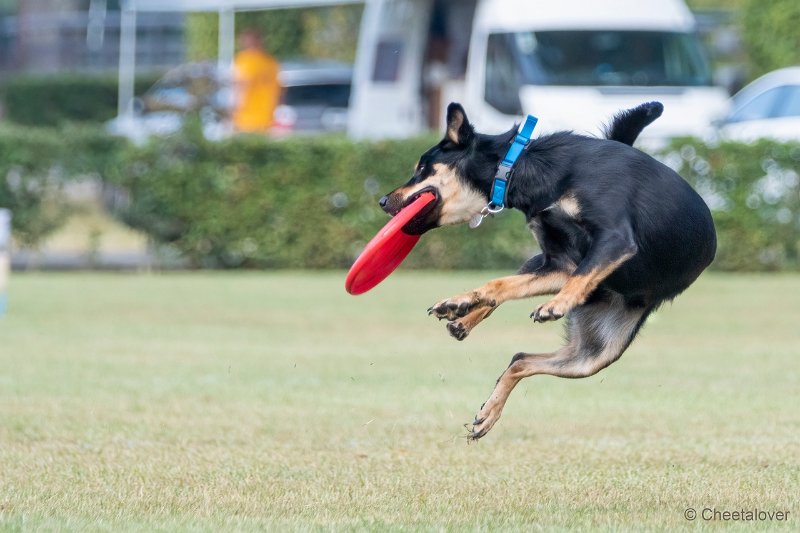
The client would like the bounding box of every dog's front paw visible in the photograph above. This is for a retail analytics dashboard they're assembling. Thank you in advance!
[531,298,571,323]
[447,320,469,341]
[428,291,492,321]
[445,306,496,341]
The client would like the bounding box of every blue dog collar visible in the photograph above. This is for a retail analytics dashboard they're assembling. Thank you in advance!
[471,115,538,228]
[491,114,538,209]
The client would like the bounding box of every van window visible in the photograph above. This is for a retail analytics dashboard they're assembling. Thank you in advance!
[494,30,712,87]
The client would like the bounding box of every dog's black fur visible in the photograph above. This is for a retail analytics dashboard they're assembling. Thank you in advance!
[379,102,716,439]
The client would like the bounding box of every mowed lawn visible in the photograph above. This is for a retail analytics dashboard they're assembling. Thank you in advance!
[1,272,798,531]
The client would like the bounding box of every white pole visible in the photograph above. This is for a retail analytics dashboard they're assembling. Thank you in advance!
[118,2,137,120]
[348,0,385,139]
[218,7,235,73]
[0,209,10,317]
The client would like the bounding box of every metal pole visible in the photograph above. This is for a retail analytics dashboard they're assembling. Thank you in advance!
[348,0,385,139]
[218,7,235,73]
[0,209,10,317]
[118,2,137,120]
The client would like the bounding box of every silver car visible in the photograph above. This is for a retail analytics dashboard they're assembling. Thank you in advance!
[715,67,800,142]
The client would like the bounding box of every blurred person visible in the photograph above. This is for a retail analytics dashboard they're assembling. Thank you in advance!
[233,29,281,133]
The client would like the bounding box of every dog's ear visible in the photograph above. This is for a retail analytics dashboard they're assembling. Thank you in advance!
[445,102,474,146]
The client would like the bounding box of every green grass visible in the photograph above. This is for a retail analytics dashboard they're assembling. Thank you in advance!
[1,272,798,531]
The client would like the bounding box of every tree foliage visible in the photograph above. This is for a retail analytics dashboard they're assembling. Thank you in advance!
[742,0,800,78]
[186,6,362,62]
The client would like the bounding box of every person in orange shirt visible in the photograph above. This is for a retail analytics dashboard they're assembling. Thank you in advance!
[232,29,281,133]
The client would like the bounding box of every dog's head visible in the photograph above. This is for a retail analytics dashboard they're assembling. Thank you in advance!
[378,103,498,235]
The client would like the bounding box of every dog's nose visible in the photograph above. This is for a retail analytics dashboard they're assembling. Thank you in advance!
[379,196,389,208]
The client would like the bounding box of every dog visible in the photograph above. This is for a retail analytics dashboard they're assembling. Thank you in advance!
[378,102,716,440]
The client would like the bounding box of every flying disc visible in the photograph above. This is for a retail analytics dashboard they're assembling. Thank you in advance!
[345,192,436,295]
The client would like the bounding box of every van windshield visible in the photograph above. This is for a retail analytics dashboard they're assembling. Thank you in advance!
[501,30,713,87]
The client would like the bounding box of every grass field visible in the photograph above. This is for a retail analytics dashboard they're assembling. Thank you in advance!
[1,272,798,531]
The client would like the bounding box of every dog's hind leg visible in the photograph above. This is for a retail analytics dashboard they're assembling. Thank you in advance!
[532,229,637,323]
[469,292,651,440]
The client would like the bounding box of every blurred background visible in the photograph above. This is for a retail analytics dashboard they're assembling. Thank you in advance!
[0,0,797,272]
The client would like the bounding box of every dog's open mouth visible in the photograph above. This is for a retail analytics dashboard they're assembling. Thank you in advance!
[401,186,440,235]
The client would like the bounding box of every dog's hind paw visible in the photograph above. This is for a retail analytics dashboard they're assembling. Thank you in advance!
[531,299,568,323]
[467,402,501,441]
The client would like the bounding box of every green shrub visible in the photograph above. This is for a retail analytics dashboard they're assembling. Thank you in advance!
[1,73,160,126]
[105,129,535,269]
[2,123,798,271]
[662,138,800,270]
[0,124,123,247]
[106,131,800,271]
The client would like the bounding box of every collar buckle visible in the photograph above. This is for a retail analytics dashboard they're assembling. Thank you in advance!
[469,203,505,229]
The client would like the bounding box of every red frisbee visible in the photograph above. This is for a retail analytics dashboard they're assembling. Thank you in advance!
[345,192,436,295]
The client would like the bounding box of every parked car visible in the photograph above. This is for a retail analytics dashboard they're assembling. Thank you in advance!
[714,67,800,142]
[106,60,352,142]
[273,60,352,133]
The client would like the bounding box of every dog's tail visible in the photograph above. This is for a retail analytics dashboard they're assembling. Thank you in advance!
[604,101,663,146]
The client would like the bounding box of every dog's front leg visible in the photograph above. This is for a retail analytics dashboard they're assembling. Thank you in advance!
[430,270,568,339]
[533,229,637,322]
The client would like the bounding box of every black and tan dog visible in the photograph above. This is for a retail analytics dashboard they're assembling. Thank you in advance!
[378,102,716,440]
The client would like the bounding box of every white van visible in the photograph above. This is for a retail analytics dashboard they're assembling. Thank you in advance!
[348,0,729,141]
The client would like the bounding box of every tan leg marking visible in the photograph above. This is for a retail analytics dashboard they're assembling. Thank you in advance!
[481,271,569,304]
[533,254,634,322]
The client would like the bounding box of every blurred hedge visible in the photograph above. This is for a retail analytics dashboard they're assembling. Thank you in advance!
[1,124,799,271]
[662,138,800,271]
[104,130,800,271]
[104,128,536,269]
[0,125,123,247]
[1,73,160,126]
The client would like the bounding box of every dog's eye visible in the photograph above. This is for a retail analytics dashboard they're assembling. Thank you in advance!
[417,165,426,174]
